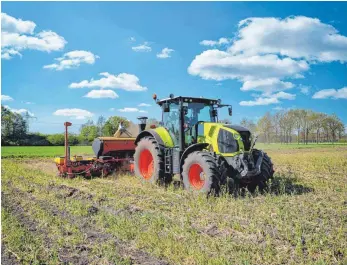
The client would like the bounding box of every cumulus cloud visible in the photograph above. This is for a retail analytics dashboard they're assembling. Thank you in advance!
[69,72,147,91]
[189,15,347,106]
[138,103,151,107]
[53,108,94,120]
[200,37,230,46]
[118,107,147,113]
[43,50,99,71]
[272,91,296,100]
[157,47,174,59]
[229,16,347,62]
[1,13,66,59]
[1,12,35,34]
[1,95,14,101]
[240,97,279,106]
[4,105,34,117]
[188,51,309,81]
[241,78,295,95]
[299,85,311,95]
[83,89,119,99]
[312,87,347,99]
[132,42,151,52]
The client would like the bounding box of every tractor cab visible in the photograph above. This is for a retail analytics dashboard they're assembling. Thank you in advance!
[155,94,232,149]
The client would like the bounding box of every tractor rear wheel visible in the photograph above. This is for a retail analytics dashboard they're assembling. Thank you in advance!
[182,151,220,194]
[245,149,274,193]
[134,136,171,184]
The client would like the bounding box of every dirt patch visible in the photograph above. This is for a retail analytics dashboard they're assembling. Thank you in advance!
[1,244,20,265]
[21,159,58,175]
[3,183,169,265]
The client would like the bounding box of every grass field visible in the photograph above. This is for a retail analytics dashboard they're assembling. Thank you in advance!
[2,144,347,264]
[2,143,347,158]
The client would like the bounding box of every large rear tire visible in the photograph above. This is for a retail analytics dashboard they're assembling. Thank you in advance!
[245,149,274,193]
[182,151,220,194]
[134,136,171,184]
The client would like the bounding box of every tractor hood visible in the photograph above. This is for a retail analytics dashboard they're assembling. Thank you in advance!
[223,124,250,133]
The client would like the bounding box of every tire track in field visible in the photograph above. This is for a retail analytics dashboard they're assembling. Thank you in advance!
[3,181,170,265]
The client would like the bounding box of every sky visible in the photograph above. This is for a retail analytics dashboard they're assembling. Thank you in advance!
[1,1,347,134]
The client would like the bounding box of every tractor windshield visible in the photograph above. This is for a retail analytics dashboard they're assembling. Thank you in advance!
[184,103,215,125]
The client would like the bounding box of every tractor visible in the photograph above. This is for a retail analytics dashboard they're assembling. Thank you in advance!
[134,94,274,194]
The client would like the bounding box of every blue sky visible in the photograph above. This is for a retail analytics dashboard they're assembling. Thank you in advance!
[1,1,347,134]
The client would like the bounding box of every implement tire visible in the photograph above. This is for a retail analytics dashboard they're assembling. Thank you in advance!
[134,136,171,184]
[245,149,274,193]
[182,151,220,194]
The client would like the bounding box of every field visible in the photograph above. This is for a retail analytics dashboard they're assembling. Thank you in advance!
[1,144,347,265]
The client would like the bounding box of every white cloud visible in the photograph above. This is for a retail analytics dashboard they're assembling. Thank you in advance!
[1,12,36,34]
[273,106,284,111]
[118,107,147,113]
[300,85,311,95]
[1,49,22,59]
[229,16,347,62]
[109,108,115,111]
[200,37,230,46]
[1,95,14,101]
[43,50,99,71]
[312,87,347,99]
[4,105,34,117]
[189,16,347,106]
[70,72,147,91]
[83,89,119,99]
[240,97,280,106]
[241,78,294,95]
[188,51,309,81]
[138,103,151,107]
[130,37,136,42]
[1,13,66,59]
[272,91,296,100]
[132,42,151,52]
[53,108,94,120]
[157,47,174,59]
[25,101,34,105]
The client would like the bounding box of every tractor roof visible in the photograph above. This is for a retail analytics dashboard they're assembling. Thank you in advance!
[157,96,219,106]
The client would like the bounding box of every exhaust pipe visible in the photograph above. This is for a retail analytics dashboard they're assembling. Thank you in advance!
[137,116,148,132]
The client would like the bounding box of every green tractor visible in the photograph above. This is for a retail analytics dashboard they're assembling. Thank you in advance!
[134,94,274,194]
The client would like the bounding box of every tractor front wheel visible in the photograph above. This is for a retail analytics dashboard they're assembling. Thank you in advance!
[244,150,274,193]
[134,136,171,184]
[182,151,220,194]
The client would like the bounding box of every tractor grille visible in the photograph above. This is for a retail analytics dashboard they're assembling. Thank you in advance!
[239,131,251,151]
[217,129,239,153]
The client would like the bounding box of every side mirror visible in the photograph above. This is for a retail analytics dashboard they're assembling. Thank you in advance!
[228,106,232,116]
[163,103,170,112]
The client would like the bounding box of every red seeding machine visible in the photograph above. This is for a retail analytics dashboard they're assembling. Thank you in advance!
[54,121,137,178]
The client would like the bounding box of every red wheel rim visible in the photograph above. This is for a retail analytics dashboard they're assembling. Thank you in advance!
[188,163,205,190]
[139,149,154,180]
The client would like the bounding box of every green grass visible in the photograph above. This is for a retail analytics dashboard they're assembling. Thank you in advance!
[1,145,94,158]
[1,146,347,264]
[256,142,347,150]
[2,143,346,158]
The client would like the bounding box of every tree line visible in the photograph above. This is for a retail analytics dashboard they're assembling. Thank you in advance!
[2,105,345,146]
[241,109,346,144]
[1,105,160,146]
